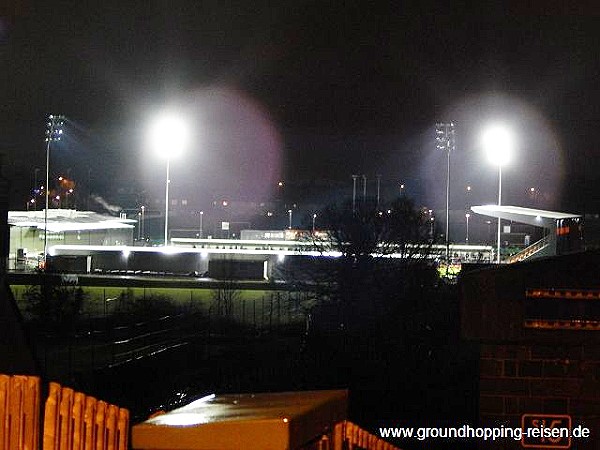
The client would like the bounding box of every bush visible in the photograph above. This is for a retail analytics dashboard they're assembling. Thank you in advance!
[23,282,86,330]
[114,289,179,320]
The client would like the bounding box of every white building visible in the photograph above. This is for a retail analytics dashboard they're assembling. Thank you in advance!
[8,209,135,269]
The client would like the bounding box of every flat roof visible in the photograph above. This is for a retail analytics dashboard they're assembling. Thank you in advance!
[8,209,135,232]
[132,390,348,450]
[471,205,580,220]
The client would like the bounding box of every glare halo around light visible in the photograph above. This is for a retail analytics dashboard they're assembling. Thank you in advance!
[482,124,514,166]
[147,112,191,159]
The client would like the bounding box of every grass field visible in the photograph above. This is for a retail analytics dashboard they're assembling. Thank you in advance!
[10,282,313,328]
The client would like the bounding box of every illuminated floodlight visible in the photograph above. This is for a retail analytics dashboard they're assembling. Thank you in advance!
[45,115,65,142]
[482,124,514,166]
[482,123,516,264]
[147,110,191,246]
[147,112,191,159]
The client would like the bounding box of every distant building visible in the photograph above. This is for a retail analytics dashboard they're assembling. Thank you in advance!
[471,205,583,262]
[8,209,135,269]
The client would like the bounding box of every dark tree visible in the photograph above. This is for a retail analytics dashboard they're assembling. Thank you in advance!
[289,196,438,335]
[23,281,86,332]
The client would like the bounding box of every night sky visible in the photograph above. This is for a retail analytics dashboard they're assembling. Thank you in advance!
[2,1,600,212]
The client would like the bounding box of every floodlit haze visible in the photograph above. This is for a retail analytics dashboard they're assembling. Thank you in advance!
[137,87,282,205]
[1,1,599,211]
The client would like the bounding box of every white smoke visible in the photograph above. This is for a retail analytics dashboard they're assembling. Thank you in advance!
[91,195,122,214]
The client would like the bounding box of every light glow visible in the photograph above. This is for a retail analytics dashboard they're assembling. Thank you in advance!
[150,412,209,426]
[185,394,216,408]
[160,246,178,254]
[147,112,191,159]
[482,124,514,166]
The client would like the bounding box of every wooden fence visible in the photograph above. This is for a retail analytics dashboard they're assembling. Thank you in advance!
[336,421,400,450]
[0,374,40,450]
[0,374,129,450]
[300,421,401,450]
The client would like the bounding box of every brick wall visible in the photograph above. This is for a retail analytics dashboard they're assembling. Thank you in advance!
[478,343,600,449]
[460,254,600,450]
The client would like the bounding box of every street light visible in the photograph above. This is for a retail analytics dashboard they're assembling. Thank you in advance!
[43,114,65,265]
[465,213,470,243]
[140,206,146,242]
[465,185,473,211]
[528,187,538,204]
[482,124,514,263]
[312,213,317,234]
[199,210,204,238]
[147,112,190,246]
[429,215,435,239]
[32,168,40,211]
[362,175,367,204]
[288,209,293,229]
[351,175,359,213]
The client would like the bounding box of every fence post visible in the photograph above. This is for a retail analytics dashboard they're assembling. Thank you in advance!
[117,408,129,450]
[333,421,344,450]
[83,396,96,449]
[106,404,118,450]
[94,401,107,450]
[24,376,40,450]
[58,386,74,449]
[71,392,84,450]
[43,382,60,450]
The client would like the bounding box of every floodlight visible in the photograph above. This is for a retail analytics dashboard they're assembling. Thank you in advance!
[147,112,190,159]
[481,123,516,263]
[482,125,514,166]
[147,110,191,246]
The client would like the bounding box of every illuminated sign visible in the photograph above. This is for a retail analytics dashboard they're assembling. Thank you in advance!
[521,414,571,449]
[39,232,64,241]
[524,289,600,331]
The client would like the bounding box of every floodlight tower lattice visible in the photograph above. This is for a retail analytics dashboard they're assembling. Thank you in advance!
[435,122,456,264]
[43,114,66,266]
